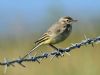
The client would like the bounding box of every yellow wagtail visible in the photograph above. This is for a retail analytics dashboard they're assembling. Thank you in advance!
[22,16,77,59]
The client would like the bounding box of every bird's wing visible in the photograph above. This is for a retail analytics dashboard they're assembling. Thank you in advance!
[35,33,50,45]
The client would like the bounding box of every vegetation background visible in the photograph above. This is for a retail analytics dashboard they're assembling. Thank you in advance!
[0,0,100,75]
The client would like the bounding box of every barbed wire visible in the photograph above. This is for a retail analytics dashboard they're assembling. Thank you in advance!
[0,35,100,70]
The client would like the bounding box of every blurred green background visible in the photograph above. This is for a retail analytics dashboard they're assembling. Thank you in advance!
[0,0,100,75]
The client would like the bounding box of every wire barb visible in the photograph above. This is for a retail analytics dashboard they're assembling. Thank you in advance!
[4,58,8,74]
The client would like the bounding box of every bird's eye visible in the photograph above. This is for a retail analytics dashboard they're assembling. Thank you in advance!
[67,19,69,22]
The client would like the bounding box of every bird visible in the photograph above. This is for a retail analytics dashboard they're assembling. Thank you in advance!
[22,16,77,59]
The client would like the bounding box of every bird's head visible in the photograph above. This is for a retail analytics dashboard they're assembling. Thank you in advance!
[58,16,77,25]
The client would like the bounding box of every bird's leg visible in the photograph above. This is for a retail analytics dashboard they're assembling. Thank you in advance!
[49,44,59,51]
[49,44,71,56]
[49,44,65,57]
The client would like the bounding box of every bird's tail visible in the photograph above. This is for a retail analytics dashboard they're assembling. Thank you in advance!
[21,43,42,59]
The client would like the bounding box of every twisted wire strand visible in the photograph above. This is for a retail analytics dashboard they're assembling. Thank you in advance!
[0,35,100,68]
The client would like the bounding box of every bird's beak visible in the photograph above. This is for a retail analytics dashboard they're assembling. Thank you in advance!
[72,20,78,22]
